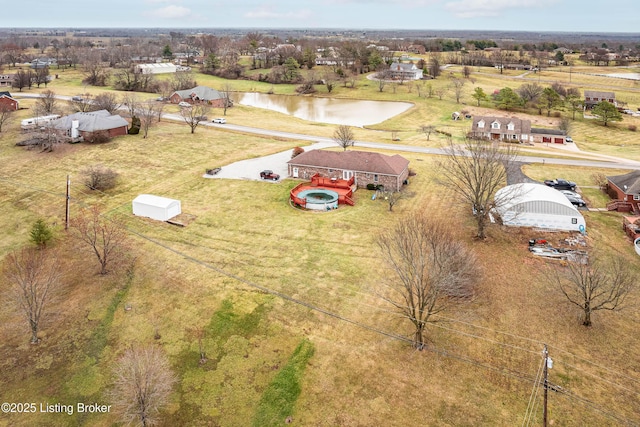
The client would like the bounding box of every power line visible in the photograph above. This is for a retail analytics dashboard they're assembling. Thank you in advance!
[4,176,640,424]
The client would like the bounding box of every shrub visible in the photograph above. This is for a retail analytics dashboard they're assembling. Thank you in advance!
[82,164,119,191]
[84,131,111,144]
[291,146,305,159]
[628,124,637,132]
[367,183,377,190]
[128,116,140,135]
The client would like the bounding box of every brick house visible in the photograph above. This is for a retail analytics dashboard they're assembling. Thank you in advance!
[0,92,19,110]
[170,85,227,107]
[584,90,616,108]
[606,170,640,214]
[287,150,410,192]
[51,110,129,140]
[470,116,532,143]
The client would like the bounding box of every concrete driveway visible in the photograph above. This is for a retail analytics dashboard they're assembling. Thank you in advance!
[203,140,336,182]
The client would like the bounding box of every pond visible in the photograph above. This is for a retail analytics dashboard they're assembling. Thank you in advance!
[232,92,413,127]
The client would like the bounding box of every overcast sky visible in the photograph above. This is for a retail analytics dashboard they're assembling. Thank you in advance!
[5,0,639,33]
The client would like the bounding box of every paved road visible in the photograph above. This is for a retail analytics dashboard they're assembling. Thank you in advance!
[163,113,640,182]
[16,95,640,180]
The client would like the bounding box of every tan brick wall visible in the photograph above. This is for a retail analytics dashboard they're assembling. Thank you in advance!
[289,165,408,191]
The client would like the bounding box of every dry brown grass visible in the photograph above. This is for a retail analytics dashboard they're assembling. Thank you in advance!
[1,63,640,426]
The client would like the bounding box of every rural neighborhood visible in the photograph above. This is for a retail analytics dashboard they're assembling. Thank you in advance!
[0,20,640,427]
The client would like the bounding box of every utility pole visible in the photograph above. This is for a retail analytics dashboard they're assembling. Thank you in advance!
[543,344,553,427]
[65,174,70,230]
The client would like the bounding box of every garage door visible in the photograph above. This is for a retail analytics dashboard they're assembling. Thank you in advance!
[542,136,551,143]
[554,138,564,143]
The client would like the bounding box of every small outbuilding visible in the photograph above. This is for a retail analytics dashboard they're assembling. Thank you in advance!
[132,194,181,222]
[494,183,586,232]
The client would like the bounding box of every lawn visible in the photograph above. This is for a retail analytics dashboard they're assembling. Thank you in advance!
[1,62,640,427]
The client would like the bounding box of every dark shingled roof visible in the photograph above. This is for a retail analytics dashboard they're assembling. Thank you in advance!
[288,150,409,176]
[531,128,567,136]
[607,170,640,195]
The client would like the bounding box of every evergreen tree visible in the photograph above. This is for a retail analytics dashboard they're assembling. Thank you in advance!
[30,219,53,248]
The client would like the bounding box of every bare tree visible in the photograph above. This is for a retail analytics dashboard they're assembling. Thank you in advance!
[34,66,50,88]
[92,92,121,114]
[438,138,521,239]
[323,69,337,93]
[12,69,33,92]
[2,247,63,344]
[70,206,128,275]
[333,124,355,151]
[375,68,391,92]
[220,82,233,116]
[35,89,58,116]
[376,213,479,349]
[553,256,636,327]
[419,124,436,141]
[450,77,465,103]
[180,104,210,134]
[380,190,412,212]
[434,86,449,100]
[428,55,441,79]
[82,164,119,191]
[517,83,544,112]
[70,94,94,113]
[0,103,15,132]
[82,53,110,86]
[121,93,140,118]
[111,345,176,427]
[136,103,161,138]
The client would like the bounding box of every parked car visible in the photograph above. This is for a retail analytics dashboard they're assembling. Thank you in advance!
[565,136,573,143]
[178,101,191,108]
[71,95,83,101]
[260,170,280,181]
[195,115,208,121]
[212,118,226,124]
[560,191,586,207]
[544,178,577,191]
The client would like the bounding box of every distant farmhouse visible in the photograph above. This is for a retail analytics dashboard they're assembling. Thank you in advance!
[169,86,226,108]
[584,90,616,108]
[470,116,571,144]
[388,62,423,80]
[0,74,14,87]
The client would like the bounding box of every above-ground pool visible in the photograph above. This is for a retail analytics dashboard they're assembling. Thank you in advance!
[296,189,339,211]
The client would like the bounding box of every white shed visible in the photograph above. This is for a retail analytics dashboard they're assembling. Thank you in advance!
[494,183,586,232]
[132,194,181,221]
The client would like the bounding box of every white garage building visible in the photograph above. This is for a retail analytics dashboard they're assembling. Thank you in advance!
[494,183,586,232]
[132,194,181,221]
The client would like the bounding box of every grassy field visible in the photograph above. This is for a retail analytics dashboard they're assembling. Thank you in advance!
[1,62,640,427]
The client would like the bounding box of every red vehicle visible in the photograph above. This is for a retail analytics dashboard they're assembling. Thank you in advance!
[260,170,280,181]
